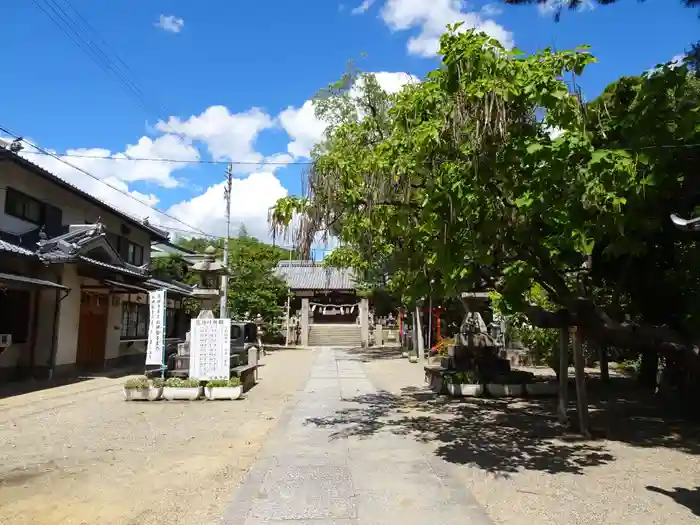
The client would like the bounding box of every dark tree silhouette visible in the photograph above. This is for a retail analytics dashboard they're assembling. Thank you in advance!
[504,0,700,21]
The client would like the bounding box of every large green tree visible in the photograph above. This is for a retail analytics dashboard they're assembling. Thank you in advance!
[225,234,289,329]
[270,27,700,357]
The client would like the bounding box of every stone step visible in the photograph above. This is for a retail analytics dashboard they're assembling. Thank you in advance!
[308,324,363,347]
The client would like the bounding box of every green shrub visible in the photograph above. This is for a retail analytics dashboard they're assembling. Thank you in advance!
[151,377,165,388]
[124,377,149,389]
[445,370,480,384]
[164,378,201,388]
[492,370,535,384]
[206,378,241,388]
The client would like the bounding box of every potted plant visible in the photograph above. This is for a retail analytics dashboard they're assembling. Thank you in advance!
[163,378,203,401]
[444,371,484,397]
[526,378,559,396]
[204,378,242,400]
[487,370,534,397]
[123,376,163,401]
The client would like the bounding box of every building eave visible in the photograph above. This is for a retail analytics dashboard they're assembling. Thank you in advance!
[0,148,169,242]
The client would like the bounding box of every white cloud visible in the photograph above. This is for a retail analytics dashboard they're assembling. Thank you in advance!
[157,106,274,168]
[165,171,288,241]
[5,138,165,225]
[480,4,502,17]
[670,54,686,68]
[1,105,287,243]
[16,134,198,189]
[278,71,420,159]
[367,0,513,57]
[545,125,565,140]
[352,0,376,14]
[279,101,328,159]
[156,15,184,34]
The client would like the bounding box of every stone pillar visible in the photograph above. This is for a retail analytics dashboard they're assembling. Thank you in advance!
[415,303,426,365]
[301,298,309,347]
[360,297,369,347]
[375,324,383,347]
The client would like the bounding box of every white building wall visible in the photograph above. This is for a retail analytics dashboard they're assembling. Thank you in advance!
[33,286,59,369]
[105,295,123,361]
[54,264,81,366]
[0,159,164,379]
[0,162,153,265]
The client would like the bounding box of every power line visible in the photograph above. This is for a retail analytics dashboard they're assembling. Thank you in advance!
[30,0,197,147]
[17,150,312,166]
[0,125,211,238]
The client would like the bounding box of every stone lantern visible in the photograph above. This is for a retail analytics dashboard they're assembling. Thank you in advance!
[190,245,228,318]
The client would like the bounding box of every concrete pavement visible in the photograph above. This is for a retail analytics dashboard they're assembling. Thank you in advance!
[221,347,493,525]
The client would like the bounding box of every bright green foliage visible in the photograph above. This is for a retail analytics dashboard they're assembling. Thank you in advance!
[152,236,294,324]
[225,236,289,329]
[150,254,189,282]
[205,378,241,388]
[491,285,561,371]
[269,28,700,351]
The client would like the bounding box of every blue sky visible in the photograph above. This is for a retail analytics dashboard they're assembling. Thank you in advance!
[1,0,697,244]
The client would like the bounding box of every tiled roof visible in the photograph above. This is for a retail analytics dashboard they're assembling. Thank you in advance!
[275,260,356,291]
[0,272,67,290]
[0,239,36,258]
[0,148,168,241]
[145,278,194,296]
[79,256,146,277]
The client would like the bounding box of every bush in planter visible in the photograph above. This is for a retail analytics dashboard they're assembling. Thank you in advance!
[124,377,150,389]
[444,370,480,385]
[526,376,560,396]
[205,378,243,400]
[163,378,203,400]
[123,376,162,401]
[487,370,534,397]
[444,370,483,397]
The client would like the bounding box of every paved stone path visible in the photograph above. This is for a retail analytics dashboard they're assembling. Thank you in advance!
[221,347,493,525]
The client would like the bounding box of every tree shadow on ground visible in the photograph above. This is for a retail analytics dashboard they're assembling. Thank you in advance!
[304,378,700,478]
[344,346,405,362]
[647,486,700,516]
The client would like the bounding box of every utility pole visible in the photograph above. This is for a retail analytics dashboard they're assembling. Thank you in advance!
[220,164,233,318]
[284,226,294,346]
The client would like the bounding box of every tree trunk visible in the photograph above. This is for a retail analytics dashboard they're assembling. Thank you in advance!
[525,303,699,358]
[572,327,591,438]
[599,344,610,384]
[639,349,659,390]
[557,327,569,426]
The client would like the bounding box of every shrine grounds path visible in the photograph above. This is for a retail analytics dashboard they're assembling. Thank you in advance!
[4,346,697,525]
[358,347,700,525]
[0,348,317,525]
[219,347,492,525]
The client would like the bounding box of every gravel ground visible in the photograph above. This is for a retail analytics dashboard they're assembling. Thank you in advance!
[0,348,317,525]
[355,347,700,525]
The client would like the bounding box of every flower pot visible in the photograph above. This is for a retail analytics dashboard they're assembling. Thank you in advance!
[123,387,163,401]
[526,382,558,396]
[163,386,202,401]
[205,385,243,400]
[487,384,524,397]
[447,384,484,397]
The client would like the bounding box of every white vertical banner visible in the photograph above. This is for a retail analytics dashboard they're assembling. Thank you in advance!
[189,318,231,380]
[145,289,167,366]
